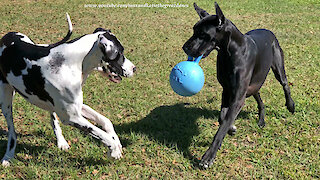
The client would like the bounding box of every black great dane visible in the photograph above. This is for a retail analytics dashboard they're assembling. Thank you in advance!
[183,2,295,168]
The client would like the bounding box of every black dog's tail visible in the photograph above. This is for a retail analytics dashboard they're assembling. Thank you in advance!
[49,13,73,48]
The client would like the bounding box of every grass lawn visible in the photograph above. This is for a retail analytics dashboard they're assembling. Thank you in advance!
[0,0,319,179]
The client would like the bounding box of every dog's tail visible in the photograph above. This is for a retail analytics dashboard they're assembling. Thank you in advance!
[49,13,73,48]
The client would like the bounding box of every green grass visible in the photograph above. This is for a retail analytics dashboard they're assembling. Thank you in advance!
[0,0,319,179]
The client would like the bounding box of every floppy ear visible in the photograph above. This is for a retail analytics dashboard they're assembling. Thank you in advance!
[94,28,106,33]
[215,2,225,25]
[93,28,112,33]
[98,34,118,60]
[194,3,210,19]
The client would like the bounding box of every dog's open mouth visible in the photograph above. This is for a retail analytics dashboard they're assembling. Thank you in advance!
[102,66,122,83]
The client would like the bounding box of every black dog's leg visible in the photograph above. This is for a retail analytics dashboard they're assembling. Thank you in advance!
[219,91,233,135]
[271,46,295,113]
[221,107,237,136]
[220,91,237,136]
[200,91,246,169]
[253,92,265,128]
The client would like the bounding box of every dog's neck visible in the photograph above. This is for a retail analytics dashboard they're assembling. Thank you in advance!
[218,20,246,56]
[81,38,105,84]
[57,33,104,85]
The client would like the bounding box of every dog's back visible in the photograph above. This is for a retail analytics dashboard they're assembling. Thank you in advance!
[0,14,73,111]
[246,29,280,56]
[0,32,52,65]
[245,29,283,96]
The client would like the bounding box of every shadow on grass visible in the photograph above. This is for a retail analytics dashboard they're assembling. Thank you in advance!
[0,141,46,163]
[0,130,108,167]
[117,103,220,165]
[0,103,250,167]
[0,130,47,163]
[117,103,251,166]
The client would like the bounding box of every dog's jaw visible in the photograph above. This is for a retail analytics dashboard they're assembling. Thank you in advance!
[97,56,136,83]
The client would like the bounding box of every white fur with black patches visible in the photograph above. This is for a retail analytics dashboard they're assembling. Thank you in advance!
[0,14,135,166]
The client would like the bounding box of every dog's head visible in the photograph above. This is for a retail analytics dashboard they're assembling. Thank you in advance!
[95,28,136,83]
[183,2,228,58]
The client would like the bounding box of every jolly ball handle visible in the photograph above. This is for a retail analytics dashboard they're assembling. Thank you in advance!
[187,54,204,64]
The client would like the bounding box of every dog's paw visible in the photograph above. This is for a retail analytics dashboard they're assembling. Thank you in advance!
[286,99,295,114]
[258,119,265,128]
[107,144,122,160]
[57,139,70,150]
[104,132,122,159]
[58,142,70,150]
[199,151,215,169]
[199,159,213,169]
[227,125,237,136]
[1,160,10,167]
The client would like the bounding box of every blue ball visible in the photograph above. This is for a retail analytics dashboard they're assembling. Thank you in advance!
[170,60,205,96]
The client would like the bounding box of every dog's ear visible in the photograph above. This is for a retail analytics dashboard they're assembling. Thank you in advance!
[94,28,107,33]
[94,28,112,34]
[215,2,225,25]
[194,3,210,19]
[98,34,118,60]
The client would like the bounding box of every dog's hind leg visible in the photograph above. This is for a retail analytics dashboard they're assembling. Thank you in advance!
[253,92,265,127]
[50,112,70,150]
[271,44,295,113]
[0,81,16,166]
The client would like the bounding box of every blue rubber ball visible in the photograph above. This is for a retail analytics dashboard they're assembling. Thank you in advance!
[170,56,205,96]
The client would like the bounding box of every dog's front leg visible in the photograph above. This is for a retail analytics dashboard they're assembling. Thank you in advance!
[81,104,116,133]
[81,104,122,152]
[219,91,237,136]
[59,109,122,159]
[200,91,246,169]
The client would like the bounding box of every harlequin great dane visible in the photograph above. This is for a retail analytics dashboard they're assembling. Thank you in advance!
[0,14,136,166]
[183,3,295,168]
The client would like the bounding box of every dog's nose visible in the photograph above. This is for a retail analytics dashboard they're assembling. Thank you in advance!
[182,43,191,55]
[133,67,137,73]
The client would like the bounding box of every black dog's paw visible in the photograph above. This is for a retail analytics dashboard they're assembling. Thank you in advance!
[286,99,295,114]
[199,159,213,169]
[258,119,265,128]
[199,153,215,169]
[227,125,237,136]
